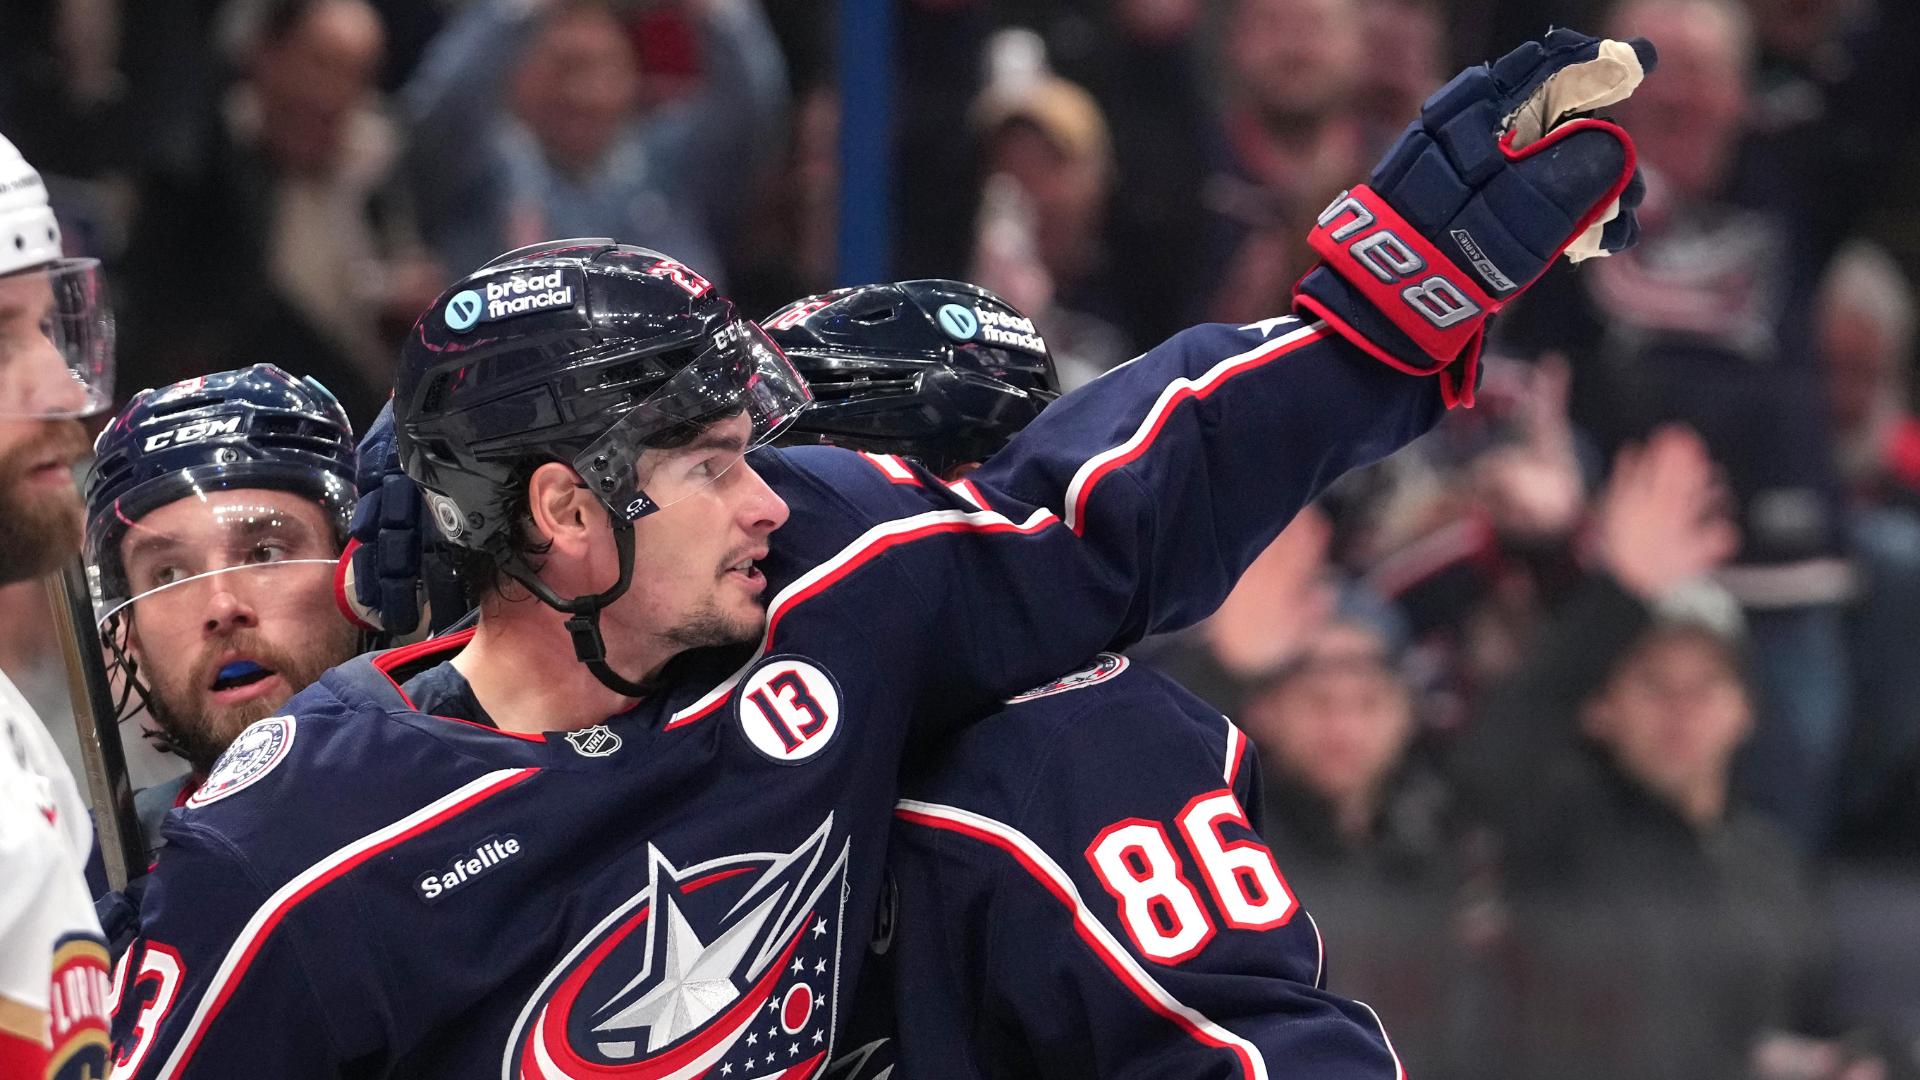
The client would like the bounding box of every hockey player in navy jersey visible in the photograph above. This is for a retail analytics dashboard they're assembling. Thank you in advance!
[110,31,1651,1079]
[767,282,1404,1079]
[84,366,360,850]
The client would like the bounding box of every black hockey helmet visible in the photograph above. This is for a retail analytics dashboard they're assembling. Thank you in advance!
[762,280,1059,476]
[395,239,811,694]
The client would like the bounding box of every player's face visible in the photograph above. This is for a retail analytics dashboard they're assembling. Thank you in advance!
[1583,629,1752,807]
[121,489,359,773]
[605,413,790,654]
[0,271,90,585]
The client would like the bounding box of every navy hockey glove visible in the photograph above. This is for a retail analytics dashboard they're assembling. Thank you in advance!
[337,400,467,641]
[1295,30,1654,408]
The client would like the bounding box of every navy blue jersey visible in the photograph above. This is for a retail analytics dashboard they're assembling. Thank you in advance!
[833,655,1404,1080]
[107,319,1442,1079]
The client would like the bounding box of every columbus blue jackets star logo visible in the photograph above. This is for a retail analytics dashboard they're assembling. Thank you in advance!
[505,818,848,1078]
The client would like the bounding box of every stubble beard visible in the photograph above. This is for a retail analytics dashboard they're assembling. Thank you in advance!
[141,618,360,775]
[0,421,88,585]
[660,594,766,652]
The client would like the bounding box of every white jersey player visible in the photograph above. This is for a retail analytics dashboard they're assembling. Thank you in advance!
[0,129,119,1078]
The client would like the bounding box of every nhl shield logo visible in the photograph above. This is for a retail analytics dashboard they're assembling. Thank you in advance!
[504,818,850,1079]
[565,725,623,758]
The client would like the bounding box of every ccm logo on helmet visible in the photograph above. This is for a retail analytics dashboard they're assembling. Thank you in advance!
[142,416,243,452]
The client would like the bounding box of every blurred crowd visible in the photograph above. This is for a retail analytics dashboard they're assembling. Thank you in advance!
[7,0,1920,1075]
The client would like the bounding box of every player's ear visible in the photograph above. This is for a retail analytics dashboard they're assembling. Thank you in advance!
[526,462,603,558]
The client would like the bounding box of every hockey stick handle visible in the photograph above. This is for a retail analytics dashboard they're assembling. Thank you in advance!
[45,556,145,891]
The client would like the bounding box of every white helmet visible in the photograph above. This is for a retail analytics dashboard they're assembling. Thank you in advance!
[0,131,113,417]
[0,133,63,277]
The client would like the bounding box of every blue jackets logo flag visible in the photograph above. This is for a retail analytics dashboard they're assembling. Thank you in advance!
[1005,652,1129,703]
[184,717,294,808]
[504,818,848,1079]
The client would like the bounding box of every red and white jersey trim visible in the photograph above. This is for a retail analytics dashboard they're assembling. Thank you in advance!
[667,505,1060,729]
[893,799,1271,1080]
[1353,999,1407,1080]
[145,767,539,1080]
[1062,320,1326,535]
[1223,720,1248,788]
[856,453,920,485]
[1305,910,1326,991]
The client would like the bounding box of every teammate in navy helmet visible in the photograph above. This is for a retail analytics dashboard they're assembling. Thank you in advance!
[84,365,359,840]
[770,283,1402,1077]
[111,31,1650,1078]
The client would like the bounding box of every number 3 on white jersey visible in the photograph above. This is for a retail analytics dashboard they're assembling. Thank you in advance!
[1085,790,1298,964]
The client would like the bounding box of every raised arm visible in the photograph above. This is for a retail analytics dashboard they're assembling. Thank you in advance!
[667,30,1659,735]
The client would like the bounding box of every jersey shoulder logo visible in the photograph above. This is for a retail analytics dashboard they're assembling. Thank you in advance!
[504,818,850,1079]
[45,932,111,1080]
[564,724,622,758]
[186,715,294,808]
[1006,652,1129,703]
[736,655,843,764]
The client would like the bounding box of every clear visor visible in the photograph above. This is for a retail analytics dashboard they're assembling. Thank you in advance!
[94,498,340,629]
[573,319,811,521]
[0,258,114,418]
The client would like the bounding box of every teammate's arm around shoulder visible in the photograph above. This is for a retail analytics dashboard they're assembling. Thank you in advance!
[110,822,371,1079]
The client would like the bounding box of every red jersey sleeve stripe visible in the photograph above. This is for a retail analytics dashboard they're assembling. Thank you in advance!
[151,768,539,1080]
[894,799,1271,1080]
[1063,321,1327,536]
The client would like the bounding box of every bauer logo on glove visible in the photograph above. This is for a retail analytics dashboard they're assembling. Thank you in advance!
[1294,29,1656,408]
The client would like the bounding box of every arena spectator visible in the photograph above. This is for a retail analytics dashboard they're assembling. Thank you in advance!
[1199,0,1367,325]
[1495,0,1920,844]
[1343,355,1594,730]
[1457,425,1864,1080]
[970,56,1134,385]
[1043,0,1214,347]
[1239,616,1493,1079]
[116,0,437,426]
[1822,241,1920,512]
[1354,0,1448,158]
[1816,242,1920,855]
[401,0,787,289]
[1142,504,1345,719]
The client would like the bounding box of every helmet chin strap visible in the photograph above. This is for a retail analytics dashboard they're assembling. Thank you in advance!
[498,521,658,699]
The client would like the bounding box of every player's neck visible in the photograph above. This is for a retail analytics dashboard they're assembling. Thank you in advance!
[453,601,647,734]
